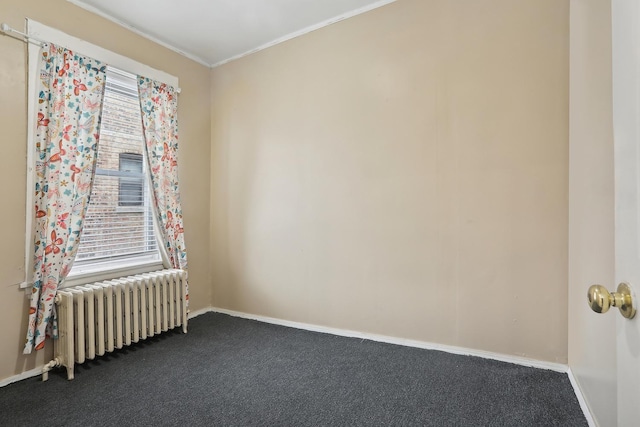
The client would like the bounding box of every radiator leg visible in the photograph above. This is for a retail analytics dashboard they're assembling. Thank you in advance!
[66,365,75,380]
[42,358,60,382]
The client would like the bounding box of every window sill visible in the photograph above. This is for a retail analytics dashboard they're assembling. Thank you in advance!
[62,257,165,289]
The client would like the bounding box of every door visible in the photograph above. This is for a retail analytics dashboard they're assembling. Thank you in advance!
[612,0,640,425]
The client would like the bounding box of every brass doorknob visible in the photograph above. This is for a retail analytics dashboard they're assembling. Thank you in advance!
[588,283,636,319]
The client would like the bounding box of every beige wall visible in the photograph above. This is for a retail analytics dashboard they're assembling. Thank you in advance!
[568,0,616,425]
[0,0,572,383]
[211,0,569,362]
[0,0,211,381]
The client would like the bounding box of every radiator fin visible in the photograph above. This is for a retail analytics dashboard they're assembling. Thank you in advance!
[52,269,188,380]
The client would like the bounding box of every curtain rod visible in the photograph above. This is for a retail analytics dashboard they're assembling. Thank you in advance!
[1,22,181,94]
[1,23,45,46]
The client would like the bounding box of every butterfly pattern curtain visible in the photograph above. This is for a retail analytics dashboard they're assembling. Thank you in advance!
[137,77,189,303]
[24,44,106,354]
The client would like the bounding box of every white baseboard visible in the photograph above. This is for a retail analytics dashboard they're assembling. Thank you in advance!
[567,368,597,427]
[0,310,211,388]
[0,367,43,388]
[1,305,596,427]
[210,307,568,373]
[188,306,216,319]
[210,307,599,423]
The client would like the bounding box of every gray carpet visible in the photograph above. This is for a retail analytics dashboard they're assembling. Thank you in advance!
[0,312,586,426]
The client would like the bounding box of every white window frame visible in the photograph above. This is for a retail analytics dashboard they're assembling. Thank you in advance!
[23,19,179,289]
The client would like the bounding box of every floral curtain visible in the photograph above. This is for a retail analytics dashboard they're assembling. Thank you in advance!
[24,44,106,354]
[137,77,189,302]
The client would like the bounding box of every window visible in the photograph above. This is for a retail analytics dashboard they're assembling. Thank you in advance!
[118,153,144,207]
[71,68,161,274]
[24,20,178,287]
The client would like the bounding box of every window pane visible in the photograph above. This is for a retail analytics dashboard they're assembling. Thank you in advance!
[73,68,160,269]
[119,153,144,206]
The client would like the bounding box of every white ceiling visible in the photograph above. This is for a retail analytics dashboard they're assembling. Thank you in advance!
[67,0,396,67]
